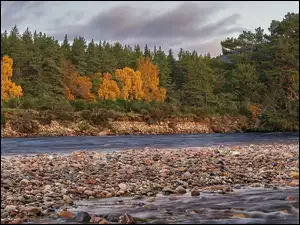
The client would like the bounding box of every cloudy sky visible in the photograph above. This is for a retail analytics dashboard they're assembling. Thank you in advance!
[1,1,299,56]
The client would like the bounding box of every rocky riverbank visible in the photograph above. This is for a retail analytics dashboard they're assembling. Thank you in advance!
[1,143,299,224]
[1,109,250,138]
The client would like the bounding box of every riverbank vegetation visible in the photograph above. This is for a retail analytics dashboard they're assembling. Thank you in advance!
[1,12,299,133]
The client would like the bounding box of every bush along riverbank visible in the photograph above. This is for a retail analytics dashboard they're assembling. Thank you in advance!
[1,144,299,224]
[1,108,254,138]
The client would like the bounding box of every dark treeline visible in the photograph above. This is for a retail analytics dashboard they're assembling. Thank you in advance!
[1,12,299,131]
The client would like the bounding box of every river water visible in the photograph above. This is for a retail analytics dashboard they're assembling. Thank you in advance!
[1,132,299,156]
[28,187,299,224]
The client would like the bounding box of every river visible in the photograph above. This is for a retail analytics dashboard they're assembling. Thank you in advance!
[1,132,299,156]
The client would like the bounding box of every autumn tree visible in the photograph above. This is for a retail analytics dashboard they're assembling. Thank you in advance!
[98,73,120,101]
[1,55,23,101]
[115,67,144,100]
[63,60,95,101]
[137,56,166,102]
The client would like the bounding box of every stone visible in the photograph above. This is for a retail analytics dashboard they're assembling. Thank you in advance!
[231,151,240,156]
[287,196,297,202]
[182,172,192,180]
[290,180,299,187]
[25,207,41,215]
[75,212,91,223]
[20,179,30,186]
[90,216,104,223]
[84,190,96,196]
[169,195,177,201]
[8,218,22,224]
[4,205,17,213]
[43,185,51,192]
[250,183,263,188]
[191,190,200,196]
[59,209,75,219]
[118,183,127,191]
[119,213,135,224]
[162,186,174,195]
[232,213,248,218]
[290,172,299,179]
[99,219,110,224]
[234,184,241,189]
[145,197,155,203]
[63,195,73,205]
[175,186,186,194]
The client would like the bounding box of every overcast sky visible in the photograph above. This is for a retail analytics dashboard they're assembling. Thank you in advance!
[1,1,299,56]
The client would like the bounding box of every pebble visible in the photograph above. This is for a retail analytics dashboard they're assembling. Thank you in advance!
[8,218,22,224]
[162,186,174,195]
[20,179,30,186]
[90,216,104,223]
[287,196,297,202]
[75,211,91,223]
[290,180,299,187]
[119,213,135,224]
[84,190,96,196]
[63,195,73,205]
[290,172,299,179]
[25,206,41,215]
[191,190,200,196]
[59,209,75,219]
[232,213,248,218]
[119,183,127,191]
[145,197,155,203]
[169,195,178,201]
[175,186,186,194]
[4,205,17,213]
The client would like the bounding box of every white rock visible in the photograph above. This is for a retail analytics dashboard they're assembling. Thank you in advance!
[4,205,17,212]
[118,183,127,191]
[231,151,240,156]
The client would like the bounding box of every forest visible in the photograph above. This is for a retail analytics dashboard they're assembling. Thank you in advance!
[1,12,299,131]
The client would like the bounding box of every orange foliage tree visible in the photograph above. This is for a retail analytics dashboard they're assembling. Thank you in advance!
[63,61,95,101]
[136,56,166,102]
[1,55,23,101]
[248,103,261,121]
[98,73,120,101]
[64,87,75,100]
[115,67,144,100]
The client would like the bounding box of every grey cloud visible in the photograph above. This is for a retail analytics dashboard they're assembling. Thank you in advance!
[1,1,244,56]
[1,1,49,30]
[49,1,243,52]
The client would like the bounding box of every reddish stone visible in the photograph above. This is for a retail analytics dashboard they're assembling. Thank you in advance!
[287,196,297,202]
[88,179,97,184]
[59,210,75,219]
[9,218,22,224]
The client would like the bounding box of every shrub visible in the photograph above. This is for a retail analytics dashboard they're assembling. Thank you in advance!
[127,100,151,113]
[80,110,93,122]
[6,98,20,108]
[77,120,92,132]
[20,97,35,109]
[70,99,86,111]
[90,109,110,126]
[1,113,7,127]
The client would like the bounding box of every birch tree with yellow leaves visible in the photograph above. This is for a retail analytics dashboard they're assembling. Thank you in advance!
[1,55,23,101]
[98,73,120,101]
[115,67,144,100]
